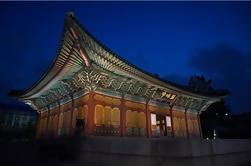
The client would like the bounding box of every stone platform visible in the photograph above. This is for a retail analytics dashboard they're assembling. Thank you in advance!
[79,136,251,166]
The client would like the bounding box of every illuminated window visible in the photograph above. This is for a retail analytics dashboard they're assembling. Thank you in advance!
[95,105,120,127]
[95,105,104,126]
[166,116,171,127]
[126,110,133,127]
[126,110,144,128]
[138,112,146,128]
[131,111,137,127]
[151,114,156,125]
[111,107,120,126]
[104,106,112,126]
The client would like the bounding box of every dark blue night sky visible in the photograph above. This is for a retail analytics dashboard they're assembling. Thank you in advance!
[1,2,251,113]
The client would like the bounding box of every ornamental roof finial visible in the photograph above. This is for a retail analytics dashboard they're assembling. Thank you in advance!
[66,11,75,18]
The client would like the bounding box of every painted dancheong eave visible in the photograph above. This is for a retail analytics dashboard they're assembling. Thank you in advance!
[17,13,227,112]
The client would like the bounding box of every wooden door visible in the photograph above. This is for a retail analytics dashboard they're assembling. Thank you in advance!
[156,115,167,136]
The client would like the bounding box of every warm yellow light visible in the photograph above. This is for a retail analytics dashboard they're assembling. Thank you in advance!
[166,116,171,127]
[161,92,166,97]
[166,93,171,98]
[151,114,156,125]
[170,94,176,100]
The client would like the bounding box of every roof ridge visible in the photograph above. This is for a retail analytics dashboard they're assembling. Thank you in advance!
[68,13,228,98]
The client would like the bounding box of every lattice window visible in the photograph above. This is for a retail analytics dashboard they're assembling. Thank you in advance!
[126,110,146,136]
[104,106,112,126]
[111,107,120,127]
[94,105,120,127]
[95,105,103,126]
[126,110,134,127]
[138,112,146,128]
[126,110,146,128]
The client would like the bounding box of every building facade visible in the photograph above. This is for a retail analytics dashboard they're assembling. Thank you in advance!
[0,104,37,139]
[0,105,37,130]
[15,13,227,139]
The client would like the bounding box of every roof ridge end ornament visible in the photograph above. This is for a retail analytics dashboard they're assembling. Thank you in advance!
[66,12,75,18]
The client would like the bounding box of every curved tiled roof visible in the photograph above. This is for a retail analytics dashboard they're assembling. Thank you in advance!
[17,12,228,101]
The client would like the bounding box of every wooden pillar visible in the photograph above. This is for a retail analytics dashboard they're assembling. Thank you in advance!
[36,111,42,139]
[169,106,175,138]
[120,95,126,137]
[197,111,203,138]
[46,105,50,138]
[185,109,189,138]
[146,101,151,138]
[69,95,75,136]
[86,91,95,135]
[56,100,61,137]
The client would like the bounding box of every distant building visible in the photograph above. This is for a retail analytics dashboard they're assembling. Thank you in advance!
[0,104,37,131]
[13,13,228,139]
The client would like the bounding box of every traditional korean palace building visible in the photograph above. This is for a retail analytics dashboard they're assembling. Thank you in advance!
[15,13,227,139]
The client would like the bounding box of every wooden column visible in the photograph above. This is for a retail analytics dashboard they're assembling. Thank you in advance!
[169,106,175,138]
[197,111,203,138]
[46,105,50,138]
[56,100,61,137]
[86,91,95,135]
[36,111,42,139]
[146,101,151,138]
[69,95,75,136]
[185,109,189,138]
[120,95,126,137]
